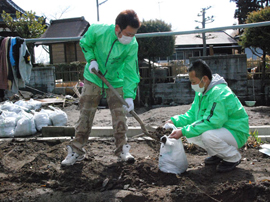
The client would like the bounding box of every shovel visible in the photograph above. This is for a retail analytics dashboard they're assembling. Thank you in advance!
[92,69,158,140]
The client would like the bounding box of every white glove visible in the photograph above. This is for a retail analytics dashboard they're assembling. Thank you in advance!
[123,98,134,113]
[89,60,99,74]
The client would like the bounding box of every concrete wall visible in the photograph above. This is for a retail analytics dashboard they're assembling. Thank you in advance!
[28,66,55,93]
[195,54,248,100]
[140,54,249,105]
[27,55,270,106]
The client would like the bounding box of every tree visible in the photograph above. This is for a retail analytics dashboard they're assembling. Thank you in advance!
[231,0,270,24]
[1,10,47,63]
[136,19,175,106]
[240,6,270,104]
[137,19,175,60]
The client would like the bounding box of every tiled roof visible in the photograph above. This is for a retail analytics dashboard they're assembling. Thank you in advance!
[5,0,25,13]
[0,0,41,26]
[39,17,90,43]
[0,0,25,24]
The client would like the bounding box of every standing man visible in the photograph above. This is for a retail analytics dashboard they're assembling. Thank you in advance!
[61,10,141,166]
[167,59,249,172]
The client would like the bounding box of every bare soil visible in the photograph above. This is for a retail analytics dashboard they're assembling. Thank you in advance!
[0,103,270,202]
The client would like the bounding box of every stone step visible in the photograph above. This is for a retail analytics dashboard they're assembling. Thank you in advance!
[250,126,270,142]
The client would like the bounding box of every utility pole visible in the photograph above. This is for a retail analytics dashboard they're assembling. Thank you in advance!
[195,6,214,56]
[157,0,163,19]
[96,0,108,21]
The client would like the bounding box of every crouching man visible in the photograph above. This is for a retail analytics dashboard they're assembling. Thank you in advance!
[167,59,249,172]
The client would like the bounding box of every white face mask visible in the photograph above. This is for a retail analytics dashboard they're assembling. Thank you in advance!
[118,30,133,45]
[191,78,205,93]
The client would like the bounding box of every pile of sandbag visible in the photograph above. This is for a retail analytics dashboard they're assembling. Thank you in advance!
[0,99,68,138]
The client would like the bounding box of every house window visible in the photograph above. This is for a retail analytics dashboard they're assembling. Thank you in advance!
[193,50,200,57]
[185,51,193,63]
[171,51,184,60]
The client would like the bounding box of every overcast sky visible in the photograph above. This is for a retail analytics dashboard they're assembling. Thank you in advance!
[13,0,238,32]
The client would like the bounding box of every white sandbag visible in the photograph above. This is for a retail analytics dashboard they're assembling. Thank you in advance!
[0,110,17,118]
[14,100,29,109]
[0,116,16,137]
[34,109,51,131]
[14,99,42,111]
[27,99,42,110]
[1,101,22,113]
[48,107,68,126]
[158,135,188,175]
[42,109,54,126]
[14,111,36,137]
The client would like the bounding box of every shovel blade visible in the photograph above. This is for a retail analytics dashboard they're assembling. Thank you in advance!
[145,124,157,132]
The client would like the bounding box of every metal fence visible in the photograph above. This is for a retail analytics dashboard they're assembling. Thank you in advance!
[23,21,270,86]
[25,21,270,43]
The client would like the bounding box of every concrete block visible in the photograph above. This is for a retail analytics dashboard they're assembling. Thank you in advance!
[42,126,145,137]
[249,126,270,136]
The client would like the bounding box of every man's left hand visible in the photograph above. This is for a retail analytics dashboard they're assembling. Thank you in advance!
[169,129,183,139]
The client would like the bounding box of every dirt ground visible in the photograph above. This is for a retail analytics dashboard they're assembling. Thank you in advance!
[1,103,270,202]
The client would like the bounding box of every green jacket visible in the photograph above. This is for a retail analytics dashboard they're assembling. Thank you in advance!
[80,23,140,99]
[171,74,249,148]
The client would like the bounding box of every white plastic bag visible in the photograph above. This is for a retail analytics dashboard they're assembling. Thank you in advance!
[14,111,37,137]
[34,109,51,131]
[27,99,42,110]
[0,110,17,118]
[14,100,29,109]
[48,106,68,126]
[158,135,188,174]
[163,123,177,130]
[0,116,16,137]
[1,101,22,113]
[14,99,42,111]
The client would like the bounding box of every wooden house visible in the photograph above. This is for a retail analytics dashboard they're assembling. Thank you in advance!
[38,17,90,64]
[170,31,241,64]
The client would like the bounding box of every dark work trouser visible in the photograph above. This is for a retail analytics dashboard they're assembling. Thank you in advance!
[70,79,128,156]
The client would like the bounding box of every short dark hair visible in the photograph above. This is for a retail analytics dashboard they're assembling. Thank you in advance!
[188,59,212,80]
[115,10,141,30]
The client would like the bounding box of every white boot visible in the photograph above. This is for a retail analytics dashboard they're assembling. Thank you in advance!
[61,146,86,166]
[120,144,135,163]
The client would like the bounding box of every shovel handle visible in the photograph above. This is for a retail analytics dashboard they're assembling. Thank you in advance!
[92,69,157,140]
[92,69,128,107]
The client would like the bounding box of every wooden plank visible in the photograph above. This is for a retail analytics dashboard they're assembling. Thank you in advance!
[37,98,65,105]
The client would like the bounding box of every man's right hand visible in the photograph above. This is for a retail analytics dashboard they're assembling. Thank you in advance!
[165,119,173,124]
[89,60,99,74]
[169,129,183,139]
